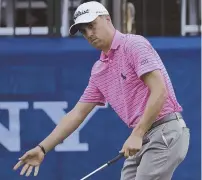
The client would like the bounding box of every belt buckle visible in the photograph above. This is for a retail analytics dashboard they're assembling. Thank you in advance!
[175,112,186,128]
[175,112,181,121]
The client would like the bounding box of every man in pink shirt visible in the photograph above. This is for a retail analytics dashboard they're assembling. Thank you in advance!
[13,1,190,179]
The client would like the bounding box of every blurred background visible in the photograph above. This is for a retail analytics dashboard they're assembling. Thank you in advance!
[0,0,201,180]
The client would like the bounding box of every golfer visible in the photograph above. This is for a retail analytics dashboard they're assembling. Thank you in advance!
[13,2,190,179]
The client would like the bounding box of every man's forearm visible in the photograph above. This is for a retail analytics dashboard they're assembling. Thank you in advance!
[39,110,84,153]
[132,90,167,137]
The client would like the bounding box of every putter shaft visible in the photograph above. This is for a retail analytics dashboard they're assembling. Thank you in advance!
[80,153,124,180]
[80,138,150,180]
[80,164,107,180]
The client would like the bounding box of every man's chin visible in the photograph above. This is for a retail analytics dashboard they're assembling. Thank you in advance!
[91,43,101,50]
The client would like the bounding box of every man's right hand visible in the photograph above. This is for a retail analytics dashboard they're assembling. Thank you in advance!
[13,102,97,177]
[13,146,45,177]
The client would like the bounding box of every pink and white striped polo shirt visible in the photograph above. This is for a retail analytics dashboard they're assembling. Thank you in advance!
[79,30,182,128]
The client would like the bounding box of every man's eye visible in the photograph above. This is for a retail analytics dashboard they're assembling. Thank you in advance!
[88,24,93,29]
[79,29,85,34]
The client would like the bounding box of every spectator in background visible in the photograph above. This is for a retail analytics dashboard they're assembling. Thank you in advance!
[126,2,136,34]
[122,0,136,34]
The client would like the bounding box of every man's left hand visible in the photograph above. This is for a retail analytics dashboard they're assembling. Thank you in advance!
[120,135,143,158]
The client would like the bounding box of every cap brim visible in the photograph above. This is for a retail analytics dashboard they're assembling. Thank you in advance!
[69,14,98,35]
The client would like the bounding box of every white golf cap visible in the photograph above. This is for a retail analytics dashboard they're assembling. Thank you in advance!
[69,1,109,35]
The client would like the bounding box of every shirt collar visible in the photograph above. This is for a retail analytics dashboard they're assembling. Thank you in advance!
[110,30,122,50]
[99,30,123,61]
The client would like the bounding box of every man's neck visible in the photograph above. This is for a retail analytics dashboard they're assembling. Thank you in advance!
[102,29,116,54]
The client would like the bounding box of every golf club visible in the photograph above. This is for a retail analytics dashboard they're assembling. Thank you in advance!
[80,153,124,180]
[80,138,150,180]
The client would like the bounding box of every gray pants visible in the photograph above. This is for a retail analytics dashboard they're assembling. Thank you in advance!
[120,119,190,180]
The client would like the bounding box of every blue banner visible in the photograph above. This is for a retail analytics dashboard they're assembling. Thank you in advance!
[0,37,200,180]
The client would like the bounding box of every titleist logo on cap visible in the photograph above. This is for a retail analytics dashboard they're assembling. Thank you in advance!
[74,9,89,20]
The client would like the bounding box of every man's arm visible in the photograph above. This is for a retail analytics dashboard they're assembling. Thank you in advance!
[132,70,168,137]
[39,102,97,153]
[120,70,168,157]
[13,101,98,176]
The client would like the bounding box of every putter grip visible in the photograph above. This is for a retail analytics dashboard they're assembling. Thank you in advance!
[107,153,124,166]
[107,138,150,166]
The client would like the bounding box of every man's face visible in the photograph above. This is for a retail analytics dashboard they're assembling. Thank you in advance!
[78,16,109,49]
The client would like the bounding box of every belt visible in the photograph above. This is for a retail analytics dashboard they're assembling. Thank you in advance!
[149,112,186,131]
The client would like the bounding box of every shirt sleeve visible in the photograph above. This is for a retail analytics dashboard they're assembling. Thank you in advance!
[79,76,106,106]
[128,37,162,78]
